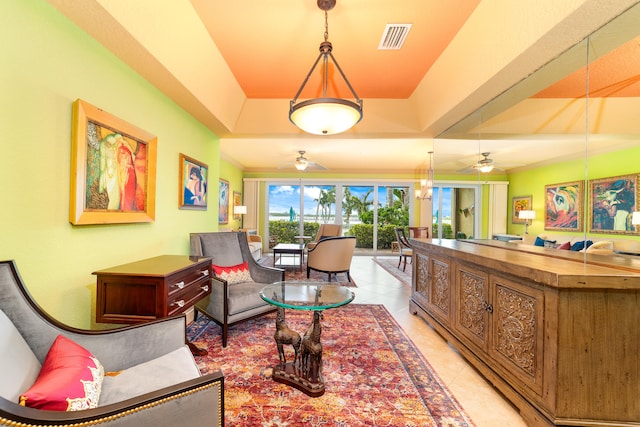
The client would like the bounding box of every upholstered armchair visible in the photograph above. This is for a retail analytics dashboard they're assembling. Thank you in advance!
[239,228,263,260]
[0,260,223,427]
[306,224,342,250]
[306,236,356,282]
[190,231,284,347]
[394,227,413,272]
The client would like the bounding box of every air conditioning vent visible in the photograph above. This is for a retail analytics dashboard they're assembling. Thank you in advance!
[378,24,412,50]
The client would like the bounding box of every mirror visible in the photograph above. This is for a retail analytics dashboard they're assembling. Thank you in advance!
[437,2,640,254]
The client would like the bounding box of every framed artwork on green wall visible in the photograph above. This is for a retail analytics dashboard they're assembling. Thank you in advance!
[512,195,532,223]
[589,174,639,234]
[69,99,157,225]
[233,192,242,220]
[544,181,584,232]
[219,179,229,224]
[179,154,208,210]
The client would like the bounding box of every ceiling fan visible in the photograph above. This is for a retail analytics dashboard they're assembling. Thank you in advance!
[278,151,327,171]
[456,152,504,174]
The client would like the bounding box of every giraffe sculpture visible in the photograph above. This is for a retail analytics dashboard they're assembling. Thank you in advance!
[273,304,301,368]
[300,311,323,380]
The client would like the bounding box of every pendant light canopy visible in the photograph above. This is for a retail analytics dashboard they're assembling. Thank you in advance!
[289,0,363,135]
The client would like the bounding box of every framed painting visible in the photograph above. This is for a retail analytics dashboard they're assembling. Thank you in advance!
[219,179,229,224]
[233,192,242,220]
[544,181,584,232]
[589,174,639,234]
[512,195,532,223]
[179,154,208,210]
[69,99,157,225]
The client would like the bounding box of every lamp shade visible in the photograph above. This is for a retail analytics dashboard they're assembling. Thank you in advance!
[632,211,640,225]
[233,205,247,215]
[289,98,362,135]
[518,210,536,220]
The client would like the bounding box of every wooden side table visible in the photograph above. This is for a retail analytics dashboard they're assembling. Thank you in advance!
[93,255,212,324]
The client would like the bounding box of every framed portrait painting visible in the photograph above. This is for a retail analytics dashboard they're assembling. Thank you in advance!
[544,181,584,232]
[233,192,242,220]
[179,154,208,210]
[589,174,639,234]
[219,179,229,224]
[69,99,157,225]
[512,195,532,223]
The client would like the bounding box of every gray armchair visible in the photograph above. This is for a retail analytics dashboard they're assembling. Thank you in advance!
[190,232,284,347]
[0,260,223,427]
[306,236,356,282]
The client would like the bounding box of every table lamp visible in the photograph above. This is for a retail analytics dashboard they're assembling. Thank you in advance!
[234,205,247,228]
[518,210,536,234]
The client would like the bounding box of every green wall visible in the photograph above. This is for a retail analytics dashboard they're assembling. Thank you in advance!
[507,145,640,240]
[0,0,242,328]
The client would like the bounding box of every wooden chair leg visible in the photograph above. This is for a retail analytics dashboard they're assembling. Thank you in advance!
[222,323,228,348]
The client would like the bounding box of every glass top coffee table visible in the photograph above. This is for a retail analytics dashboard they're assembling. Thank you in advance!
[260,282,355,397]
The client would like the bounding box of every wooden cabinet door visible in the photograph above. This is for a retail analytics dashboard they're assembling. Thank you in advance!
[489,275,545,395]
[426,255,452,326]
[413,252,430,309]
[454,263,490,353]
[413,252,451,326]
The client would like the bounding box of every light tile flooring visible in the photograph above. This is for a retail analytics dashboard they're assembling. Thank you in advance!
[350,255,528,427]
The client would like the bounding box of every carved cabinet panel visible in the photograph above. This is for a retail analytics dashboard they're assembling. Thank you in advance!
[412,252,451,326]
[413,253,430,309]
[427,255,452,326]
[489,275,544,395]
[454,264,490,352]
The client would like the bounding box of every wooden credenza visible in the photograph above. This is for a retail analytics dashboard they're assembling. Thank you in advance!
[409,239,640,427]
[93,255,212,324]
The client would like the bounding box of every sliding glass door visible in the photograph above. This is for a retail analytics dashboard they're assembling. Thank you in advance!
[267,181,413,253]
[432,185,478,239]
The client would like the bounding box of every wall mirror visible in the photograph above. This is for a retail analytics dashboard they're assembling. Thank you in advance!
[436,2,640,259]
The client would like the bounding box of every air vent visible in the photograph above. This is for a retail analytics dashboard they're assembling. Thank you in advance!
[378,24,412,50]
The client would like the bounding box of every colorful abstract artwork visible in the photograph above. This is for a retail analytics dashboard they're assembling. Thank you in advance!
[179,154,208,210]
[590,174,639,234]
[512,195,532,223]
[219,179,229,224]
[544,181,584,231]
[70,99,157,225]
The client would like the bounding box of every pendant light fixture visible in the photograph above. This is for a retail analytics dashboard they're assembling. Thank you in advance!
[289,0,363,135]
[416,151,434,200]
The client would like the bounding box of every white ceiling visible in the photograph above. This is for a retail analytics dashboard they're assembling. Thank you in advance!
[47,0,640,175]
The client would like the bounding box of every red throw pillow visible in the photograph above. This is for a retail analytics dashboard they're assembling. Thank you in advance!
[212,261,251,284]
[558,241,571,250]
[20,335,104,411]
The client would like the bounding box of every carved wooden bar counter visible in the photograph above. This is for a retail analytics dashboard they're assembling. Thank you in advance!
[408,238,640,427]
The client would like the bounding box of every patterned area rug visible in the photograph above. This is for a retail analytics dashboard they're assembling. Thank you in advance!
[373,256,412,287]
[187,304,474,426]
[258,255,357,287]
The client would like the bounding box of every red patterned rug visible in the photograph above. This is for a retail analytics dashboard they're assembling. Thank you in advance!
[258,255,357,287]
[187,304,474,426]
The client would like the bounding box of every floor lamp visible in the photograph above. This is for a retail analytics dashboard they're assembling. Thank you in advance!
[519,210,536,234]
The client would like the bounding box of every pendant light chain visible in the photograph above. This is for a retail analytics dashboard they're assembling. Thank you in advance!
[324,10,329,42]
[322,10,329,97]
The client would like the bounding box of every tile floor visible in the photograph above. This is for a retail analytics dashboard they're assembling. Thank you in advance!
[350,255,528,427]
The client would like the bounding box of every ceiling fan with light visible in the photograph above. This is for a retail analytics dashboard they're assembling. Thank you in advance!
[278,151,327,171]
[456,152,508,174]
